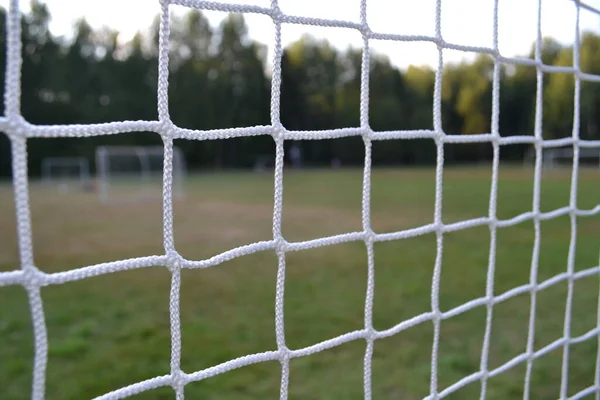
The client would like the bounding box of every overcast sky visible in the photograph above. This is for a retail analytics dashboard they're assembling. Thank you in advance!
[1,0,599,69]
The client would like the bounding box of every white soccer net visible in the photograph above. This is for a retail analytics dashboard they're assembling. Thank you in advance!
[1,0,600,400]
[95,145,187,203]
[40,156,90,191]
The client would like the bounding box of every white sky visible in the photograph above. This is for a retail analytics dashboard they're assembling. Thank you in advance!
[2,0,600,69]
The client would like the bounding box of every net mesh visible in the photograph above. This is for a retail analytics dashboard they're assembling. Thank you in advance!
[1,0,600,399]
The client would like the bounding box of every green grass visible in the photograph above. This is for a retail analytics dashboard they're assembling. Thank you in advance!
[0,165,599,399]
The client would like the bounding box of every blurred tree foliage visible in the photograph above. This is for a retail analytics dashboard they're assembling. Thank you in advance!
[0,1,598,177]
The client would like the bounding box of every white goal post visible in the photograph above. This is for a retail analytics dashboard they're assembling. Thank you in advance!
[95,145,187,203]
[40,156,91,190]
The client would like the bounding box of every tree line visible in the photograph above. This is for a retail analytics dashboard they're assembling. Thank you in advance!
[0,1,599,178]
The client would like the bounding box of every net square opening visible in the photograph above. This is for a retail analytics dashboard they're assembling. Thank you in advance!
[29,133,165,272]
[569,275,600,339]
[287,340,365,398]
[525,274,582,398]
[0,286,33,398]
[370,141,436,233]
[573,212,599,273]
[179,251,278,373]
[279,0,361,23]
[540,34,600,146]
[284,241,367,349]
[372,232,437,332]
[579,1,600,48]
[193,0,270,6]
[367,0,436,38]
[538,158,572,213]
[442,51,495,136]
[576,78,600,171]
[42,267,172,399]
[21,1,160,125]
[499,63,537,138]
[280,24,363,132]
[0,133,18,273]
[564,339,600,398]
[484,363,528,399]
[574,147,600,206]
[173,137,275,261]
[543,76,575,143]
[487,290,531,378]
[537,214,572,283]
[526,340,564,399]
[498,0,539,60]
[281,138,363,243]
[436,306,487,398]
[495,218,536,293]
[534,278,569,346]
[441,142,494,226]
[568,216,599,339]
[184,359,281,398]
[439,224,490,312]
[368,40,437,133]
[371,322,433,399]
[579,24,600,76]
[540,0,577,56]
[497,143,535,221]
[441,0,495,50]
[167,6,273,130]
[444,141,495,170]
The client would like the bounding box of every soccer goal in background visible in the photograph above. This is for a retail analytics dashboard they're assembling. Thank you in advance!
[40,156,91,193]
[95,145,187,203]
[524,146,600,169]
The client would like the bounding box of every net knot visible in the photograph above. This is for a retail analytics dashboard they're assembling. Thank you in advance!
[279,347,291,364]
[166,252,182,272]
[365,327,377,342]
[364,229,376,244]
[270,4,283,21]
[271,122,285,141]
[170,370,186,391]
[159,120,175,139]
[275,237,288,254]
[8,115,27,137]
[22,265,45,290]
[359,22,371,37]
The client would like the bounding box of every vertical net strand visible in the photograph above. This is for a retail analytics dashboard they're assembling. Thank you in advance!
[479,0,501,397]
[270,1,289,398]
[430,0,445,398]
[359,1,375,399]
[560,1,583,398]
[524,0,546,397]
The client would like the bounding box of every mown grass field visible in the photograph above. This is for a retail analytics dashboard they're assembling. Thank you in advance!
[0,165,599,400]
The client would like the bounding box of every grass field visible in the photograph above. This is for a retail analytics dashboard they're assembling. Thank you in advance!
[0,166,599,400]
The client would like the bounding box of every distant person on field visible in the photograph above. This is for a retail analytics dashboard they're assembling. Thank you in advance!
[290,143,302,169]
